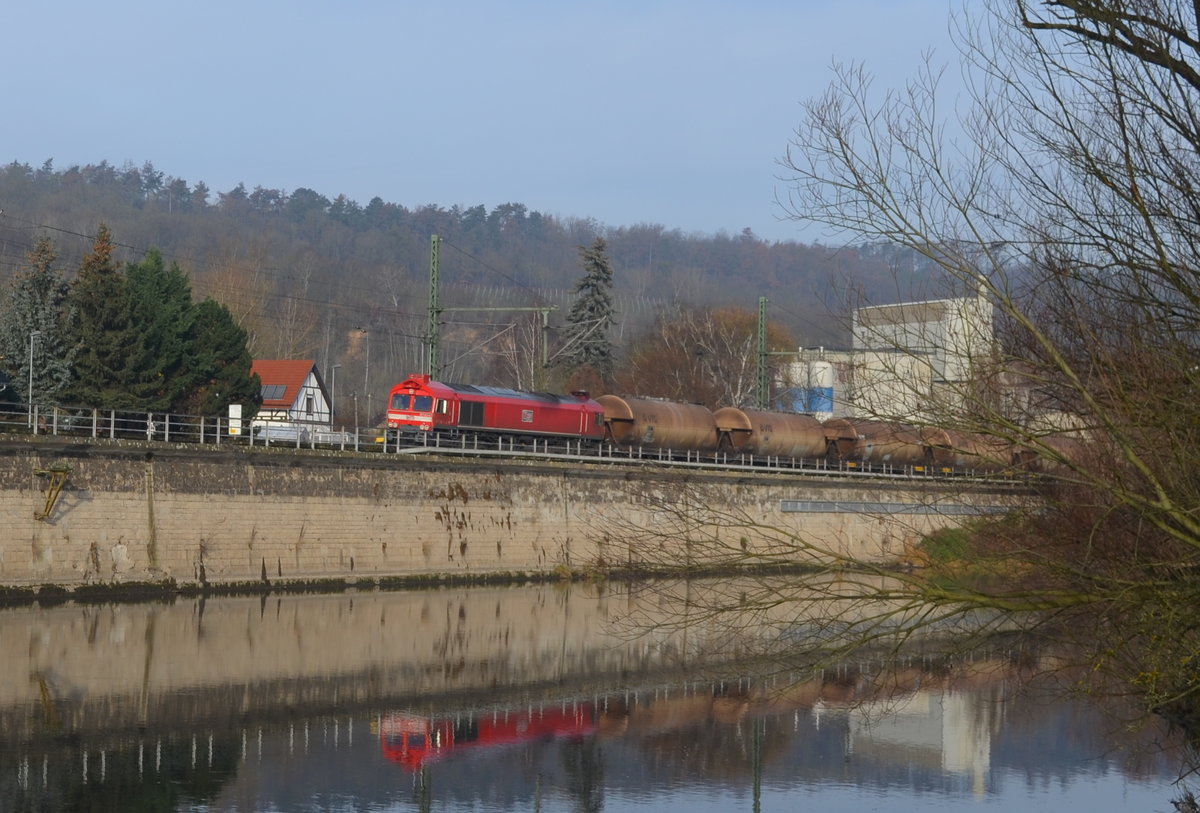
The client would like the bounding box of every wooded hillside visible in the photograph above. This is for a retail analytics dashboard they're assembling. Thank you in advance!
[0,159,940,413]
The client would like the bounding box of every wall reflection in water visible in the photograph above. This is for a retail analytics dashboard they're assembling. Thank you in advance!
[0,583,1188,812]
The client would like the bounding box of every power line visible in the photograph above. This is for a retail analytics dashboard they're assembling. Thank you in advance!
[441,239,544,298]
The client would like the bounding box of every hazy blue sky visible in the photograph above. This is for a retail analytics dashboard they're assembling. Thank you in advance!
[5,1,959,243]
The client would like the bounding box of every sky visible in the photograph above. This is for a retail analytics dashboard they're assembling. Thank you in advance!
[4,1,961,244]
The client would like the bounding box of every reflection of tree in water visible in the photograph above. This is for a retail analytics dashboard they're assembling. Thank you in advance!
[0,734,240,813]
[990,662,1192,784]
[601,685,792,784]
[560,736,605,813]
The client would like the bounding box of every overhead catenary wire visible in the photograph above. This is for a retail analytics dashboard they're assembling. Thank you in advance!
[440,239,547,300]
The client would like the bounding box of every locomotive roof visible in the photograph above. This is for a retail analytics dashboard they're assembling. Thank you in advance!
[443,381,588,405]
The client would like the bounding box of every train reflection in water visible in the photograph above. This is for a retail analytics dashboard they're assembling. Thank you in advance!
[374,681,766,773]
[376,704,597,770]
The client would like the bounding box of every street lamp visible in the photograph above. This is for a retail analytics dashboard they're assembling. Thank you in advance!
[330,364,341,427]
[358,328,371,425]
[27,330,41,429]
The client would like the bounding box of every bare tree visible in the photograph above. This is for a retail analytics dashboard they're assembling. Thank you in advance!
[486,312,547,390]
[768,0,1200,728]
[193,239,275,357]
[617,305,795,408]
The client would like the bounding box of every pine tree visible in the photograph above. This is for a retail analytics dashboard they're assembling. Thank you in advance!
[185,298,261,416]
[66,224,145,408]
[0,236,74,407]
[63,226,262,415]
[126,248,197,411]
[559,237,616,385]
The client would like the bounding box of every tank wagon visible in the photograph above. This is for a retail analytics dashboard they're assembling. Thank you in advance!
[595,395,718,451]
[823,419,1018,473]
[924,427,1014,472]
[595,396,1014,473]
[713,406,827,459]
[1013,433,1088,476]
[822,419,932,468]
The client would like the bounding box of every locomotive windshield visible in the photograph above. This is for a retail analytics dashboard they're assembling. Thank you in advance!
[391,394,434,412]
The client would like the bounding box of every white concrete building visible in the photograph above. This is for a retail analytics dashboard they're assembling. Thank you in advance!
[782,294,995,422]
[849,294,994,422]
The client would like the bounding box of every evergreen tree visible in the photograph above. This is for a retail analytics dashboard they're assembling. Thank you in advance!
[559,237,616,385]
[66,224,146,408]
[63,226,262,415]
[126,248,196,411]
[185,299,261,416]
[0,236,74,407]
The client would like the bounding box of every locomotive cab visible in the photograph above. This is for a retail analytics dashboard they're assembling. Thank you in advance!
[387,375,453,433]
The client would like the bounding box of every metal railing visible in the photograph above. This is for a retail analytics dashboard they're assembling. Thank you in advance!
[0,401,386,452]
[0,400,1018,483]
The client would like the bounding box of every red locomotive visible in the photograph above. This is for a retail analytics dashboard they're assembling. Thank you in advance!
[386,374,605,442]
[378,705,596,770]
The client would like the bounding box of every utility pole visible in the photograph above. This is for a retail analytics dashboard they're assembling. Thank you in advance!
[756,295,807,413]
[426,234,441,378]
[756,296,769,409]
[425,235,555,384]
[330,363,340,426]
[27,330,41,429]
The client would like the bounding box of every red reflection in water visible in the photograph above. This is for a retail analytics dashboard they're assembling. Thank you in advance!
[379,705,596,770]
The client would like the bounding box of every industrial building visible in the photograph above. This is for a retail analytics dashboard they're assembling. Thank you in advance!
[783,293,995,422]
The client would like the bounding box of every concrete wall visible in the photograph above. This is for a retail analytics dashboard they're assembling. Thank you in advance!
[0,438,1017,588]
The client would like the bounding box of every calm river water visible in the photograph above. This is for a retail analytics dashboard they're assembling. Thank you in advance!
[0,581,1190,812]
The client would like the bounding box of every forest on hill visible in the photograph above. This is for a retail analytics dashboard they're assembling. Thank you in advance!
[0,159,941,419]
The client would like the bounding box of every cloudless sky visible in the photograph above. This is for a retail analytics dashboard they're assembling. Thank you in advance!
[4,1,960,243]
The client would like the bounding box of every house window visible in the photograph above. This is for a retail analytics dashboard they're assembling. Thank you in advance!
[262,384,286,400]
[305,394,314,416]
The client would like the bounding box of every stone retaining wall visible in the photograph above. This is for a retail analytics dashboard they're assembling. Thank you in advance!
[0,438,1018,588]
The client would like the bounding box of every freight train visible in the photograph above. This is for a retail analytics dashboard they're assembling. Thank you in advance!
[385,374,1039,475]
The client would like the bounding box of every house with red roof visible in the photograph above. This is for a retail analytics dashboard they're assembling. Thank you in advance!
[249,360,332,432]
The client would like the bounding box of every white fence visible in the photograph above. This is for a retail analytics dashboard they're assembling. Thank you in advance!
[0,401,385,452]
